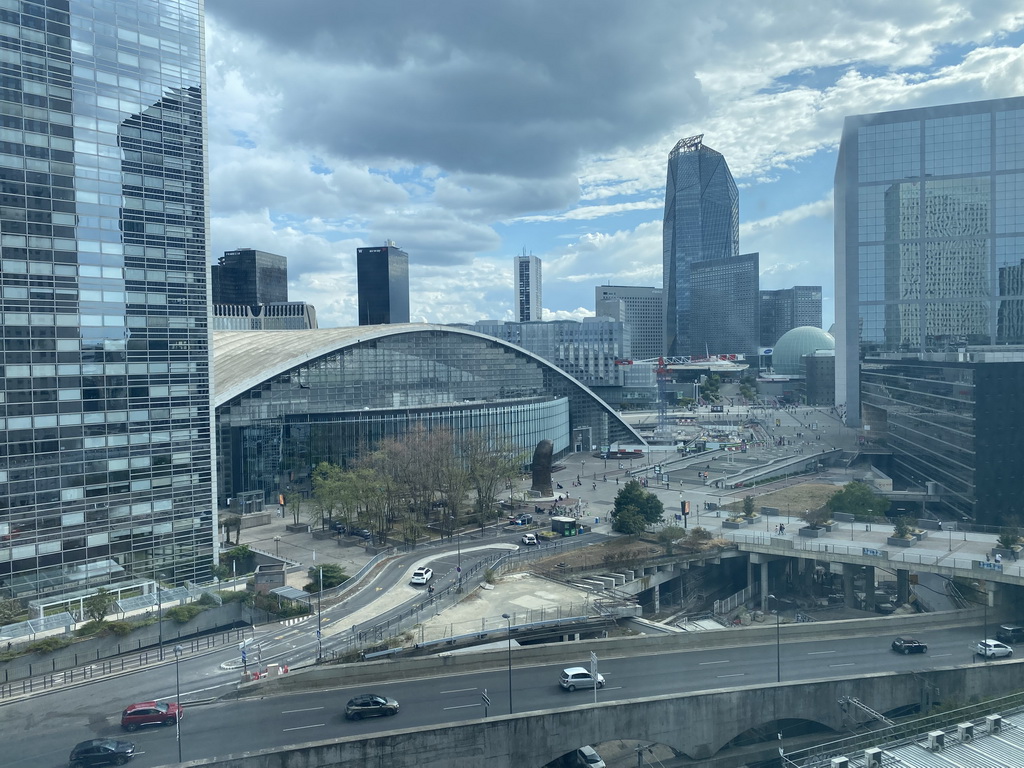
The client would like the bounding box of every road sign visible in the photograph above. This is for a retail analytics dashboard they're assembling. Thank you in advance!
[481,689,491,706]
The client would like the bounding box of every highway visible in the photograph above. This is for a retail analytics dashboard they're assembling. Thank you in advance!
[0,622,989,767]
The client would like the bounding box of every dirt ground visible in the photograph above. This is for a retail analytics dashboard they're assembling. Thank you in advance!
[719,482,841,516]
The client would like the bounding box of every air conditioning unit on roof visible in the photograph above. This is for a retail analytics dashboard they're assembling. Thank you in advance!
[928,730,945,751]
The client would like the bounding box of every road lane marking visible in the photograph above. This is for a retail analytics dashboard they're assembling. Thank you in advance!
[699,660,730,665]
[282,707,324,714]
[444,703,482,710]
[441,687,478,694]
[807,650,836,655]
[829,663,856,668]
[717,673,745,678]
[931,653,951,658]
[283,724,325,731]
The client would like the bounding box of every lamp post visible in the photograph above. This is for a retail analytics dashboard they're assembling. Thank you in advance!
[456,527,463,594]
[767,594,781,682]
[679,494,686,529]
[317,567,323,661]
[501,613,513,714]
[157,585,163,661]
[173,644,183,763]
[273,535,281,558]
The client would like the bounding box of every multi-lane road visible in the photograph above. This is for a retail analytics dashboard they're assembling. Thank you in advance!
[2,621,988,767]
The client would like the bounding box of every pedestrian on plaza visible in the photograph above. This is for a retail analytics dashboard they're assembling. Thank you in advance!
[774,524,779,535]
[779,524,786,534]
[592,482,597,491]
[986,553,991,562]
[996,553,1003,564]
[937,520,942,531]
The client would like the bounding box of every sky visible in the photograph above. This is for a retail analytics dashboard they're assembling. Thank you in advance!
[203,1,1024,333]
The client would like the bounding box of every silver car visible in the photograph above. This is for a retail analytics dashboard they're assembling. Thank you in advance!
[559,667,605,691]
[976,640,1013,658]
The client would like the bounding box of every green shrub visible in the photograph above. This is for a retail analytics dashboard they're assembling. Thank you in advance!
[165,604,205,624]
[75,619,107,637]
[106,621,135,636]
[196,593,220,607]
[26,636,72,654]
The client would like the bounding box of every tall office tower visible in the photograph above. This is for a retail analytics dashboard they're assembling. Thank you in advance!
[0,0,214,601]
[595,285,664,360]
[759,286,823,346]
[357,241,410,325]
[514,253,542,322]
[689,253,760,356]
[836,97,1024,524]
[663,134,740,357]
[211,248,288,305]
[835,96,1024,425]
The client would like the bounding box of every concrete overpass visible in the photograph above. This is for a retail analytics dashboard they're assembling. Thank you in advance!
[175,661,1022,768]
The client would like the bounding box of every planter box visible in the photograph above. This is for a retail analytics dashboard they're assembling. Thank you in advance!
[745,515,761,525]
[887,536,915,548]
[912,530,927,542]
[799,527,823,538]
[822,522,837,532]
[285,523,310,533]
[722,520,744,529]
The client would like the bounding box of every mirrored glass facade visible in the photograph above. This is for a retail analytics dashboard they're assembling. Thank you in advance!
[0,0,213,601]
[213,327,642,506]
[357,243,409,325]
[836,97,1024,423]
[663,134,739,357]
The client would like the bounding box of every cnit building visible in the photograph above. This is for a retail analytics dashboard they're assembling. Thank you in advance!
[835,95,1024,525]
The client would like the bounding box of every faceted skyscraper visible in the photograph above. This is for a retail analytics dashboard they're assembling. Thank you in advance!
[663,134,740,356]
[514,253,542,322]
[0,0,214,600]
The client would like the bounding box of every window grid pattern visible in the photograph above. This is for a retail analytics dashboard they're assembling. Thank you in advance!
[0,0,212,602]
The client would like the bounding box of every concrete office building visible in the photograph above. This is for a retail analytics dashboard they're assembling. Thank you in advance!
[211,248,288,306]
[595,285,664,360]
[760,286,823,347]
[514,253,542,322]
[357,242,409,325]
[835,96,1024,523]
[0,0,214,601]
[663,134,740,356]
[211,302,317,331]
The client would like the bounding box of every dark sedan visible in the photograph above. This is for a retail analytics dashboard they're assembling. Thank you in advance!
[891,637,928,654]
[69,739,135,767]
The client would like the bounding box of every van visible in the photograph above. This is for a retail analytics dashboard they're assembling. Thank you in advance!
[996,624,1024,643]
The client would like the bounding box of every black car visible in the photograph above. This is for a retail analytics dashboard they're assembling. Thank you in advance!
[349,528,372,540]
[891,637,927,654]
[69,739,135,767]
[345,693,399,720]
[996,624,1024,644]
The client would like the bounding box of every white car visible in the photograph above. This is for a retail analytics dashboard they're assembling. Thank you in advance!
[521,533,537,545]
[576,745,606,768]
[409,567,433,585]
[976,639,1013,658]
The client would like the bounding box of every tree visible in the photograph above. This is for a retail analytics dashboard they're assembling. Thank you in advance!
[286,492,304,526]
[465,432,524,526]
[611,480,664,531]
[892,516,912,539]
[304,563,349,593]
[83,588,114,623]
[0,596,19,625]
[800,507,832,529]
[826,481,881,520]
[311,462,346,530]
[656,525,686,554]
[997,528,1021,550]
[742,496,755,518]
[612,506,648,536]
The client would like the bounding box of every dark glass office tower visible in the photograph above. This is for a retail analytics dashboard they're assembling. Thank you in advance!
[689,252,759,356]
[760,286,823,347]
[663,134,740,356]
[0,0,214,601]
[212,248,288,305]
[357,242,410,325]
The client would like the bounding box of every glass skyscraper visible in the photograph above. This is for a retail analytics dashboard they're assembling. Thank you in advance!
[357,242,409,325]
[663,134,740,356]
[514,253,542,322]
[835,97,1024,424]
[0,0,214,601]
[212,248,288,305]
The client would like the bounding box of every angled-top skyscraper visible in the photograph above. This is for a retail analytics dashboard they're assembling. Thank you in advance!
[0,0,214,601]
[663,134,740,356]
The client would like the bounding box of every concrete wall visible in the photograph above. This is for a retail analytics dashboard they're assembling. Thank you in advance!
[1,602,247,682]
[175,661,1023,768]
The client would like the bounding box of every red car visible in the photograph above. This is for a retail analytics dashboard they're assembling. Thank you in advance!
[120,701,182,731]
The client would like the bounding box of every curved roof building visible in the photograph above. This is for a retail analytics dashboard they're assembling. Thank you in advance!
[772,326,835,375]
[213,325,644,506]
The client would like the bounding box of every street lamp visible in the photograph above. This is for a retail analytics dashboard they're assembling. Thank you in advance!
[317,567,323,661]
[173,644,183,763]
[157,585,163,661]
[273,535,281,558]
[501,613,513,714]
[767,595,781,683]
